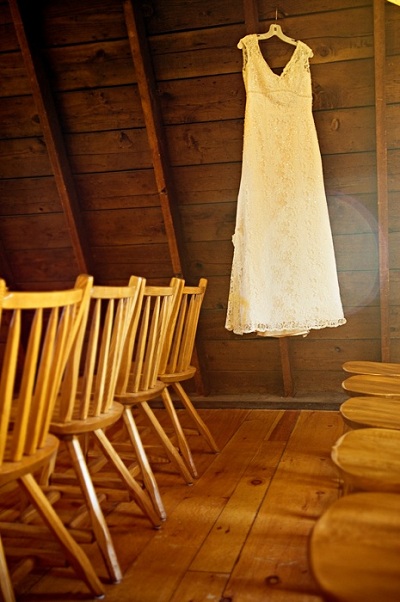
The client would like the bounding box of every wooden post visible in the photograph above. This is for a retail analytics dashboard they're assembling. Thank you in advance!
[0,237,15,287]
[242,0,294,397]
[243,0,260,34]
[374,0,390,361]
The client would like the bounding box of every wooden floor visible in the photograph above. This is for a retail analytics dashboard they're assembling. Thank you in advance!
[6,408,346,602]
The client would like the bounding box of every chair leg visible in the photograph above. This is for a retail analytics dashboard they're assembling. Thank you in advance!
[0,534,16,602]
[122,408,167,521]
[138,401,194,484]
[92,428,161,528]
[18,473,104,598]
[64,436,122,583]
[161,388,198,478]
[172,382,219,452]
[39,448,58,487]
[341,477,353,496]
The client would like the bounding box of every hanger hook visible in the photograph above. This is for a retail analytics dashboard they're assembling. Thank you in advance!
[275,7,278,21]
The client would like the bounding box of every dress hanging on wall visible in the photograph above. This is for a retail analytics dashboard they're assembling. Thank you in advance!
[225,29,346,337]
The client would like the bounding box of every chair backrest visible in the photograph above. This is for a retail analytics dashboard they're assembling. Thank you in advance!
[54,276,144,423]
[159,278,207,376]
[116,277,184,395]
[0,275,92,468]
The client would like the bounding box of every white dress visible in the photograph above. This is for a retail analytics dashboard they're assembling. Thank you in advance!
[225,35,346,337]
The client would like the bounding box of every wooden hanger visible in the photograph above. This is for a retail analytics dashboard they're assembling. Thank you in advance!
[257,23,297,47]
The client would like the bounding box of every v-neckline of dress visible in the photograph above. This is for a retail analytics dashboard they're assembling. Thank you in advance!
[255,37,300,79]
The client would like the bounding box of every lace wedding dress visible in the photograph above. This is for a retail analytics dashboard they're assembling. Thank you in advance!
[225,34,346,337]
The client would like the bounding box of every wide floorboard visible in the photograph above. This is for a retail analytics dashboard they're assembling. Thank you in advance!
[6,409,345,601]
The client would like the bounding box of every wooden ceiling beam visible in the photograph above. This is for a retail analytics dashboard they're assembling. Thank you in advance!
[123,1,207,395]
[122,0,187,279]
[8,0,93,276]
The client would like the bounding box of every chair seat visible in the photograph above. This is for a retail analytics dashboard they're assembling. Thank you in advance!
[158,366,196,384]
[115,379,166,405]
[342,374,400,397]
[331,428,400,493]
[340,396,400,430]
[342,360,400,377]
[50,401,124,435]
[310,492,400,602]
[0,435,59,484]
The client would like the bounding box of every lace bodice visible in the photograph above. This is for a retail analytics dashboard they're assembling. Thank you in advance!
[225,35,346,337]
[239,36,313,101]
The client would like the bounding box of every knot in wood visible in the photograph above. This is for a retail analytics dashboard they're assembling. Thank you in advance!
[265,574,281,586]
[331,118,340,131]
[316,44,330,58]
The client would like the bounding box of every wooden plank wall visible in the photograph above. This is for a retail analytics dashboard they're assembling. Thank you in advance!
[0,0,399,399]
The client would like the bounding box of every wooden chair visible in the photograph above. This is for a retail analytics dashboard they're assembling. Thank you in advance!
[158,278,219,478]
[0,276,105,601]
[340,395,400,430]
[342,373,400,397]
[331,427,400,495]
[48,276,161,585]
[309,491,400,602]
[342,359,400,377]
[114,279,194,521]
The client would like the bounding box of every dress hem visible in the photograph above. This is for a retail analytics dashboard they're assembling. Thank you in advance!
[225,318,347,337]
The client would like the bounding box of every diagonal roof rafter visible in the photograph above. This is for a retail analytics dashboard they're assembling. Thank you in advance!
[8,0,94,276]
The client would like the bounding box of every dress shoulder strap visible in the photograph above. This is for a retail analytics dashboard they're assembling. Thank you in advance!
[296,40,314,59]
[237,34,257,50]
